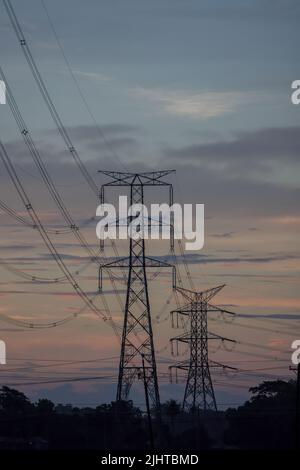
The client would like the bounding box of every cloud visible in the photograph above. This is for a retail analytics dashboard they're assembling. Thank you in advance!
[168,0,300,21]
[156,252,300,266]
[237,313,300,320]
[165,126,300,168]
[211,231,237,239]
[0,124,140,197]
[0,243,36,251]
[160,126,300,214]
[135,0,300,22]
[72,70,112,81]
[64,124,140,140]
[131,87,253,120]
[268,216,300,225]
[45,124,140,154]
[267,338,290,347]
[45,123,140,159]
[0,327,27,332]
[2,124,300,220]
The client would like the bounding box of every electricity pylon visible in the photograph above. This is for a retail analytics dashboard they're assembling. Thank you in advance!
[169,285,236,412]
[98,170,175,410]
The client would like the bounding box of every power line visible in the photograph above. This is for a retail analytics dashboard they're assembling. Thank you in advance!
[0,253,96,284]
[0,198,73,234]
[40,0,127,171]
[0,293,98,329]
[0,65,126,316]
[3,0,98,194]
[0,138,119,337]
[3,0,134,310]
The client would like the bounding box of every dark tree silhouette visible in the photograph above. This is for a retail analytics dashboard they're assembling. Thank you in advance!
[225,379,296,449]
[0,380,297,450]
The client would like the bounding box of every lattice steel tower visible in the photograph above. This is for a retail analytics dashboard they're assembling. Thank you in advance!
[98,171,175,410]
[170,285,236,412]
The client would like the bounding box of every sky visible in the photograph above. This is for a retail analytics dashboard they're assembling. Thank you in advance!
[0,0,299,409]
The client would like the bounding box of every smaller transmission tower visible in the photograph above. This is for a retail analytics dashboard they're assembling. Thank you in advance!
[170,285,236,412]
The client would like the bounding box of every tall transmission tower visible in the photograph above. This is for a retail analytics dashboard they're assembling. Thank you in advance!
[98,171,176,410]
[170,285,236,412]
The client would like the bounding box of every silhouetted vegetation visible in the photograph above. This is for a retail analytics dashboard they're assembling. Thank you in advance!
[225,379,297,449]
[0,379,297,450]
